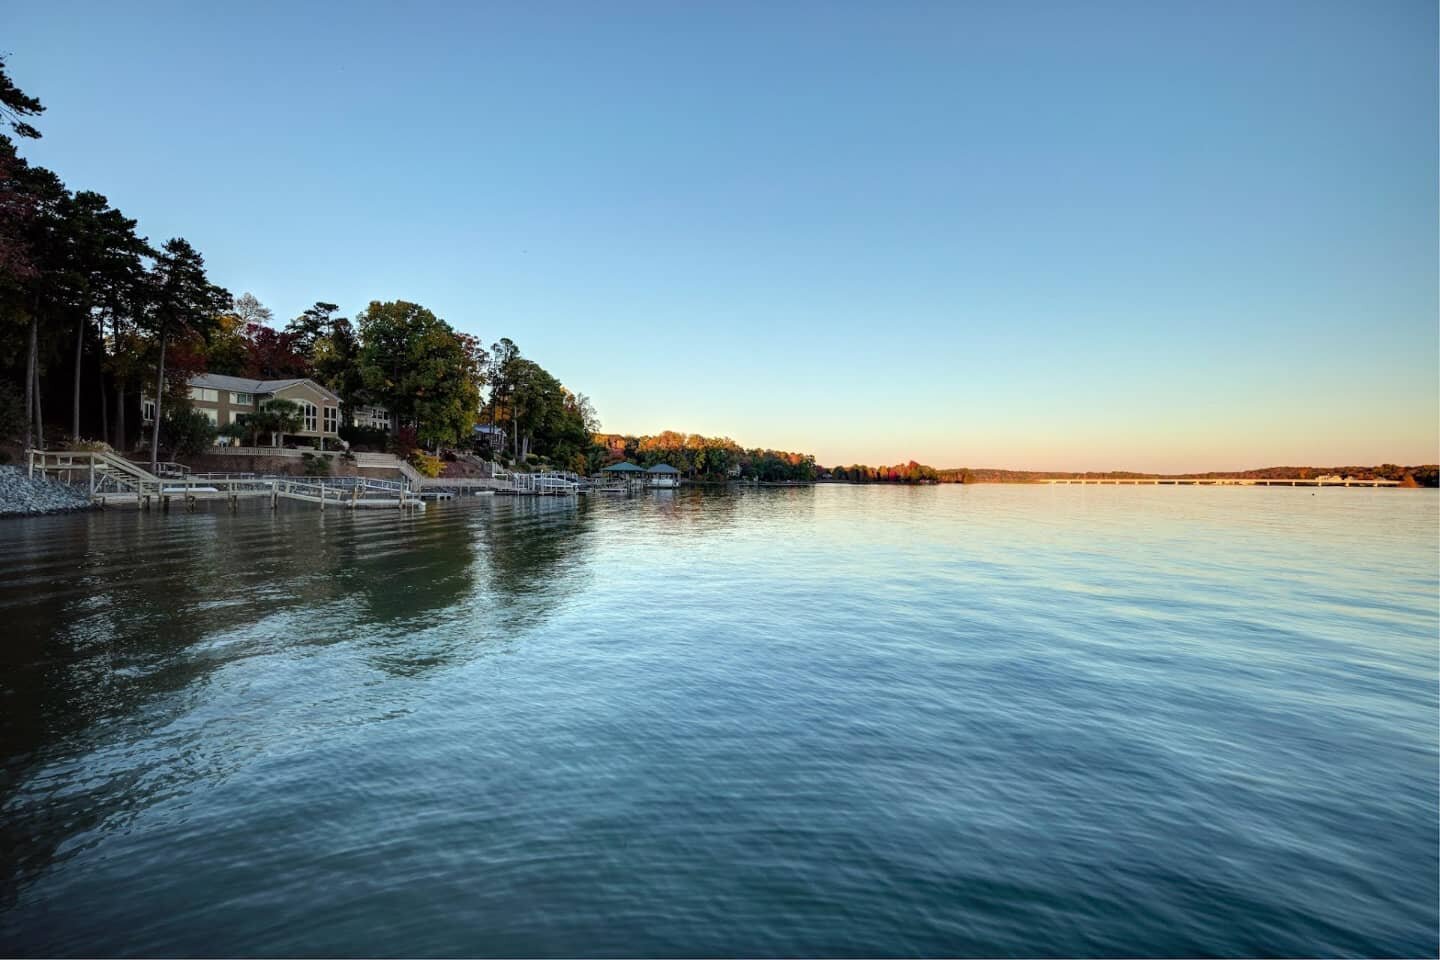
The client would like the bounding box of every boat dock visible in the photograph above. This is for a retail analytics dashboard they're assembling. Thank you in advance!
[28,451,691,512]
[29,450,426,512]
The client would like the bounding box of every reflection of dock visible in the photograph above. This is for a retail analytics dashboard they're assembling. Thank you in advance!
[1039,477,1400,487]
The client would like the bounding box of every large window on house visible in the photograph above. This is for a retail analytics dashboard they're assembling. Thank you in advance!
[200,408,218,425]
[142,398,156,422]
[323,406,338,433]
[301,401,317,432]
[189,387,218,402]
[232,392,253,405]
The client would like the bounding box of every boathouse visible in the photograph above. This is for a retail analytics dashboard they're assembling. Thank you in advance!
[601,461,647,476]
[646,463,681,488]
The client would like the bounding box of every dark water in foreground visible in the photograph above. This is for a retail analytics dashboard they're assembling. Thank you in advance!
[1,486,1436,957]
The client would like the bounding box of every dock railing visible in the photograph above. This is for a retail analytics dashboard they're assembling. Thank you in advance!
[27,450,424,511]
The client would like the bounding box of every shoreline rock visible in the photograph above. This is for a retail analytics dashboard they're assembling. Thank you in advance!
[0,465,96,517]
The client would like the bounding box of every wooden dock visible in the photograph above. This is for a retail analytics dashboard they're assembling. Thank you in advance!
[29,450,426,512]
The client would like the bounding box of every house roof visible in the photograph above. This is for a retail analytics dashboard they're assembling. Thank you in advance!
[188,372,339,402]
[646,463,680,474]
[473,423,506,435]
[602,461,646,472]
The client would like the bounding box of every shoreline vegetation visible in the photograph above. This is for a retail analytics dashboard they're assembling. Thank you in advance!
[603,431,1438,488]
[0,57,608,479]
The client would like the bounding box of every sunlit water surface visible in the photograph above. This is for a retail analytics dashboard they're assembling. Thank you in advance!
[1,486,1436,957]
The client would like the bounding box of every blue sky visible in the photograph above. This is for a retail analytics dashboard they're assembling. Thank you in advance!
[7,0,1436,470]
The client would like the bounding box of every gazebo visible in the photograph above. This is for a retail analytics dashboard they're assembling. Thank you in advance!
[646,463,681,489]
[601,461,646,475]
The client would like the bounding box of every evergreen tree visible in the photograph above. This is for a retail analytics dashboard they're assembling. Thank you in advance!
[144,238,230,472]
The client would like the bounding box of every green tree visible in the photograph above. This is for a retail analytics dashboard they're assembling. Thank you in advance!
[485,337,521,453]
[160,406,217,456]
[356,300,481,448]
[58,190,150,442]
[312,315,365,422]
[144,238,231,473]
[3,156,68,451]
[251,397,303,447]
[204,313,249,375]
[0,55,44,141]
[285,300,339,363]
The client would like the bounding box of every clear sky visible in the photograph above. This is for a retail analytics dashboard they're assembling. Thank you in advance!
[6,0,1436,471]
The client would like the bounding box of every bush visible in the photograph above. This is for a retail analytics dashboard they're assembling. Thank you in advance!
[408,450,443,478]
[390,425,419,457]
[301,452,333,476]
[160,407,217,456]
[339,423,390,451]
[68,438,115,454]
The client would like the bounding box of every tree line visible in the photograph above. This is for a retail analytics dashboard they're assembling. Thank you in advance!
[595,431,818,482]
[827,462,969,483]
[593,433,981,484]
[0,57,597,474]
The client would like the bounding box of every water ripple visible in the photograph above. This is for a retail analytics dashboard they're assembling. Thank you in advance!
[0,487,1435,957]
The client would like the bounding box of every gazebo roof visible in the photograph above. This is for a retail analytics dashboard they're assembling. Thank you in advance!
[647,463,681,474]
[602,461,646,473]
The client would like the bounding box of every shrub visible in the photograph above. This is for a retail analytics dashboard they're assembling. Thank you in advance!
[339,424,390,451]
[390,425,419,457]
[408,450,443,478]
[68,438,115,454]
[160,407,217,456]
[301,452,333,476]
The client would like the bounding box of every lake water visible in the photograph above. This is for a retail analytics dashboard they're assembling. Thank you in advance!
[1,486,1436,957]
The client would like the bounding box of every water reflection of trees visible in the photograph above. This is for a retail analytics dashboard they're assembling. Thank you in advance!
[2,493,612,907]
[1,507,325,902]
[648,485,745,531]
[478,496,596,627]
[341,508,477,626]
[0,501,489,901]
[339,505,486,677]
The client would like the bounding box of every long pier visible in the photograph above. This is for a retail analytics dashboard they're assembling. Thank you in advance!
[1039,477,1399,487]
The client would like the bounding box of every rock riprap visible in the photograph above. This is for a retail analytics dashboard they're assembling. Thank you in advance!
[0,465,95,516]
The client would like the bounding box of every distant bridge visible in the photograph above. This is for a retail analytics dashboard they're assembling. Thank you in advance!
[1038,477,1400,487]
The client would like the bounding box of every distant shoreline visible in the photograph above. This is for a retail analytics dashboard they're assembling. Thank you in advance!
[682,465,1439,489]
[823,465,1440,488]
